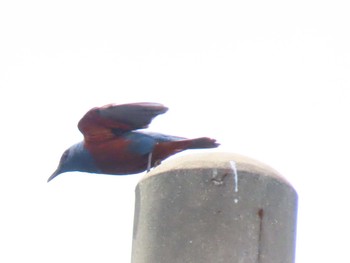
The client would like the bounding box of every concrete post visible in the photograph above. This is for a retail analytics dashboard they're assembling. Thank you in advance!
[131,153,298,263]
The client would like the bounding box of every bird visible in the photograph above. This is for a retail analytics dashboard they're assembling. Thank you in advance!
[48,102,219,182]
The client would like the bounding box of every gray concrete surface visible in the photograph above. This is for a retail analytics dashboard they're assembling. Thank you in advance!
[131,152,298,263]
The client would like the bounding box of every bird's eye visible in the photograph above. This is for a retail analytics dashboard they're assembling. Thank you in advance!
[60,150,69,163]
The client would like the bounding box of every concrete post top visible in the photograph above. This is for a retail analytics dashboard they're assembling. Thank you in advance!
[133,152,298,263]
[143,152,292,187]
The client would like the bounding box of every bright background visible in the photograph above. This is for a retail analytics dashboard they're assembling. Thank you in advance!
[1,0,349,262]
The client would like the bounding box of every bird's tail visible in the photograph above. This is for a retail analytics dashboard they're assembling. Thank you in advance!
[152,137,219,165]
[187,137,220,149]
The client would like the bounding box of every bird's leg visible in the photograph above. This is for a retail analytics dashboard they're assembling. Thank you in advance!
[147,152,153,172]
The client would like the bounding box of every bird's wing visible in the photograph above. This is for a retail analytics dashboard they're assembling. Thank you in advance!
[78,102,168,142]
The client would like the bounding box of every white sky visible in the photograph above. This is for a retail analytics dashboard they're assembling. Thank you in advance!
[1,0,350,262]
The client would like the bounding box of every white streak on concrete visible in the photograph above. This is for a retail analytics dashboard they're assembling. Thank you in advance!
[213,168,217,178]
[230,160,238,193]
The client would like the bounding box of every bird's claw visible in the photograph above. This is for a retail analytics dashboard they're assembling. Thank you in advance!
[154,160,162,167]
[146,152,162,172]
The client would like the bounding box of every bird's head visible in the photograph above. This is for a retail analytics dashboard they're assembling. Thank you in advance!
[48,142,100,182]
[48,147,75,182]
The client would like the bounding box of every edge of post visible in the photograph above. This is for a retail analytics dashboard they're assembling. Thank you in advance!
[140,152,295,190]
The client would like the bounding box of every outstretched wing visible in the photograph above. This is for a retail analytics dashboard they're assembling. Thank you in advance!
[78,102,168,142]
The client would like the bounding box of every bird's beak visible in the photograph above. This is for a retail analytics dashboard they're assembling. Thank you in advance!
[47,167,61,182]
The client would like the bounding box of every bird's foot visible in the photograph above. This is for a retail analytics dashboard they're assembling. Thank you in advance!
[146,153,162,172]
[154,160,162,167]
